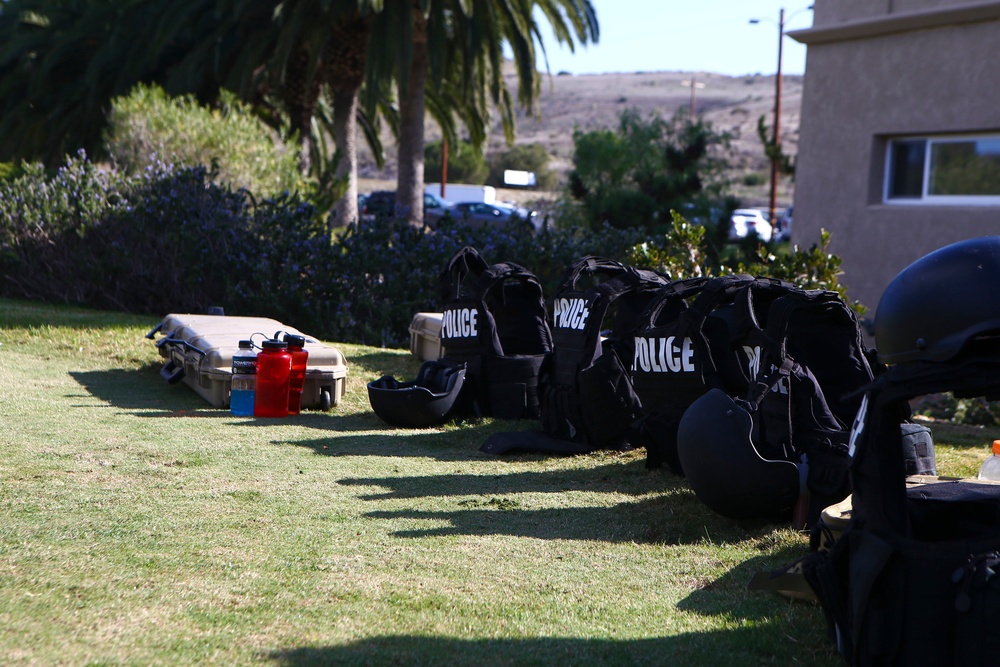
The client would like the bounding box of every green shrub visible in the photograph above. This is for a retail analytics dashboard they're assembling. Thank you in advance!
[0,153,864,347]
[105,83,302,197]
[563,108,732,232]
[913,393,1000,427]
[0,162,26,182]
[626,213,866,314]
[0,151,329,317]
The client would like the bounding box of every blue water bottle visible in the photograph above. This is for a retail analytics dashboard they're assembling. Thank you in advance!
[230,340,257,416]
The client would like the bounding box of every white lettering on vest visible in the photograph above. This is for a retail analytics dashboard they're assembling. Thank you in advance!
[441,308,478,340]
[553,297,590,331]
[633,336,695,373]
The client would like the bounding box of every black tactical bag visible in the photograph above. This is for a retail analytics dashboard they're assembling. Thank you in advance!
[439,246,552,419]
[805,357,1000,666]
[730,280,877,520]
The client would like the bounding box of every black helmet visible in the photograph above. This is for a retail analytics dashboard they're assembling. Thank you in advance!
[875,236,1000,365]
[676,388,802,520]
[367,360,467,428]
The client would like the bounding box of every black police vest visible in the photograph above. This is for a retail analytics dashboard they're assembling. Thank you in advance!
[540,256,667,449]
[439,246,552,420]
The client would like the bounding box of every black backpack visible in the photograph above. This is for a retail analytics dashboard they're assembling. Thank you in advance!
[735,281,877,515]
[539,256,667,450]
[439,246,552,419]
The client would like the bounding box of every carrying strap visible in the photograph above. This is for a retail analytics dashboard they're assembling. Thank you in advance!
[441,246,490,302]
[563,256,632,292]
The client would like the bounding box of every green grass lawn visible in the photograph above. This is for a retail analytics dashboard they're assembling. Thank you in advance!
[0,298,993,666]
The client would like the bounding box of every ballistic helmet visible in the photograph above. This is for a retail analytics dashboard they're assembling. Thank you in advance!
[875,236,1000,365]
[367,360,467,428]
[676,388,801,520]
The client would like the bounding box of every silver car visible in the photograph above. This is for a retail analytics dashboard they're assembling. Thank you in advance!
[446,201,540,231]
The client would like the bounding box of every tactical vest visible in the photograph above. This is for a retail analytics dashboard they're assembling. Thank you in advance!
[540,256,667,449]
[439,246,552,420]
[632,274,757,472]
[804,356,1000,666]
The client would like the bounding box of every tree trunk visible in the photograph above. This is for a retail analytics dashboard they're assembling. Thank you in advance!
[396,3,428,228]
[332,88,360,225]
[326,14,370,226]
[282,47,320,176]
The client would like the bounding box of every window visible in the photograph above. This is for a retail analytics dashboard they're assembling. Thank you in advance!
[885,135,1000,204]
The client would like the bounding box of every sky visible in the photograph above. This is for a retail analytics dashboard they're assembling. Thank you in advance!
[534,1,815,77]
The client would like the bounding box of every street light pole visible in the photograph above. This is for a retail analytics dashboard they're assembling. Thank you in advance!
[751,5,811,228]
[769,7,785,228]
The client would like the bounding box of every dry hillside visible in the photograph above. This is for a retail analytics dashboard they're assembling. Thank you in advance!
[359,70,803,210]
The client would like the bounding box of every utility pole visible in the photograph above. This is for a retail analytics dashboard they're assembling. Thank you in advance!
[769,8,785,227]
[751,6,812,226]
[680,77,706,116]
[441,136,448,200]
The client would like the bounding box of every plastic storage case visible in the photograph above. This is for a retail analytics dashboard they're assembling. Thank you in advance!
[408,312,445,361]
[147,313,348,410]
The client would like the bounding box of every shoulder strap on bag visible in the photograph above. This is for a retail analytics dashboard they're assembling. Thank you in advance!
[441,246,490,301]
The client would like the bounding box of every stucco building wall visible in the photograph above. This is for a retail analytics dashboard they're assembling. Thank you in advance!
[790,1,1000,313]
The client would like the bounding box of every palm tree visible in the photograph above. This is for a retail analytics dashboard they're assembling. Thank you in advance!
[322,10,374,226]
[0,0,210,164]
[381,0,600,227]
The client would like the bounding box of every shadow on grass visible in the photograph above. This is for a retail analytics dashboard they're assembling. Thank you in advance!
[357,492,784,545]
[337,459,665,499]
[266,622,838,667]
[70,367,208,412]
[677,544,815,617]
[67,365,375,421]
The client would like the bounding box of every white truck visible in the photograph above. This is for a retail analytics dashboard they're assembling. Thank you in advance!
[425,183,496,204]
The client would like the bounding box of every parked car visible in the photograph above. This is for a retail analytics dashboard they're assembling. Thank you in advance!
[362,190,397,219]
[423,192,453,226]
[362,190,456,226]
[775,206,793,242]
[445,201,540,231]
[728,208,773,242]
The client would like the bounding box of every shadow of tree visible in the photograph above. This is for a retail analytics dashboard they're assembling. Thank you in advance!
[266,621,839,667]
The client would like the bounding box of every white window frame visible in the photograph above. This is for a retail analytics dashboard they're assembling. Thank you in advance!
[884,134,1000,205]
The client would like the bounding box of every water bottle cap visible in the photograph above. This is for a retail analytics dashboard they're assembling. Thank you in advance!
[261,339,288,350]
[992,440,1000,455]
[239,339,253,349]
[284,334,306,348]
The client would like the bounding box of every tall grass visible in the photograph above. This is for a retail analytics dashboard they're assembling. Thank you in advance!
[0,298,989,666]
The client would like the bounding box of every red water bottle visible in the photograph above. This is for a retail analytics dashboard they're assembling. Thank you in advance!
[254,339,291,417]
[284,333,309,415]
